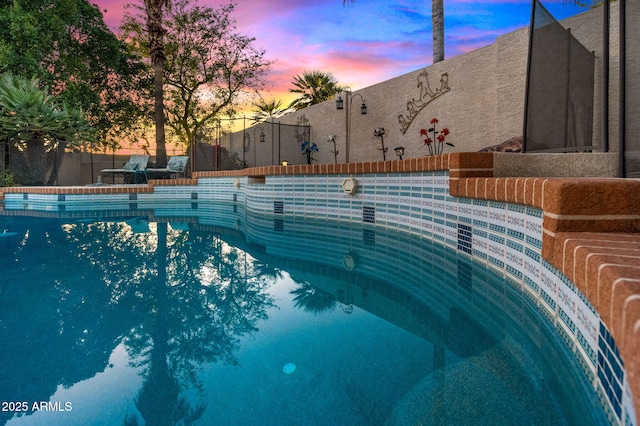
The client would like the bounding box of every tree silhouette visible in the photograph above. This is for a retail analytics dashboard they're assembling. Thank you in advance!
[0,216,279,425]
[288,70,344,110]
[290,280,337,314]
[252,99,289,123]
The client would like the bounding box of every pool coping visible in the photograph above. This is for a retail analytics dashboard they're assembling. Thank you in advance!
[2,151,640,421]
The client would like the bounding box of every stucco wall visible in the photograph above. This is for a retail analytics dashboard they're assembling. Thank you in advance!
[222,2,635,168]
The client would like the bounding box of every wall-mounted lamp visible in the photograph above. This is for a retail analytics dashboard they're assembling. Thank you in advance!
[336,93,367,113]
[359,102,367,115]
[394,146,405,160]
[374,127,388,161]
[327,135,339,164]
[281,160,289,166]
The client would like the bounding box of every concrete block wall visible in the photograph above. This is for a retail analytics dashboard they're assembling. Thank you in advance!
[221,2,636,169]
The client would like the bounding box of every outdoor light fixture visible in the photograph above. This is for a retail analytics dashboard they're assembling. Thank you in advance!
[335,93,367,114]
[394,146,405,160]
[281,160,289,166]
[327,135,339,164]
[374,127,388,161]
[336,89,368,163]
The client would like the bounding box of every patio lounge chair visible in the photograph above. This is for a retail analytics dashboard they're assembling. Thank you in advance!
[101,154,149,184]
[146,156,189,180]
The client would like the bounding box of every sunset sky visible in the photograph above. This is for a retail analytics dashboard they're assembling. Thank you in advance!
[93,0,586,107]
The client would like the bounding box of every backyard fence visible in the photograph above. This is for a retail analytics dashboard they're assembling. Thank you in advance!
[193,118,311,172]
[524,0,595,153]
[620,0,640,178]
[525,0,640,178]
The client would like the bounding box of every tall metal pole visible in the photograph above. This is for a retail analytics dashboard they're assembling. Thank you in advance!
[521,0,538,153]
[345,91,350,163]
[90,142,94,183]
[619,0,626,177]
[242,116,246,166]
[602,0,610,152]
[278,121,281,165]
[190,133,196,176]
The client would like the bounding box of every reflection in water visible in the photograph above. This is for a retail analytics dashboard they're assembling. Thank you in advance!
[290,281,337,314]
[0,211,606,425]
[0,216,278,426]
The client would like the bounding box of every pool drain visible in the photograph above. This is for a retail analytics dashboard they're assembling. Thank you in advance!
[282,363,296,374]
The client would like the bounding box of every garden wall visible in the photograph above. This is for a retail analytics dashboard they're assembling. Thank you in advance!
[220,2,636,169]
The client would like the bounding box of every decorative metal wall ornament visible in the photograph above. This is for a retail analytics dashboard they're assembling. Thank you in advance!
[397,70,450,134]
[327,135,339,163]
[294,114,310,143]
[373,127,388,160]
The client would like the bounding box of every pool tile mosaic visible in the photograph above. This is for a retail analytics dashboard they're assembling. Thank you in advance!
[215,171,631,425]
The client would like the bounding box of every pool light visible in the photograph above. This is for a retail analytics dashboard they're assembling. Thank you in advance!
[282,362,296,374]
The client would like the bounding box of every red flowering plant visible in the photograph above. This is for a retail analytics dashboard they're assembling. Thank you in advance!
[420,118,453,156]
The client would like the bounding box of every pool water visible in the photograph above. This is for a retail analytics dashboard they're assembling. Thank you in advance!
[0,213,607,425]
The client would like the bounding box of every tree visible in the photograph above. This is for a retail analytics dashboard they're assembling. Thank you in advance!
[343,0,445,63]
[432,0,444,63]
[143,0,170,167]
[122,1,271,150]
[0,0,147,150]
[0,74,94,185]
[0,75,93,143]
[251,99,289,123]
[288,70,344,110]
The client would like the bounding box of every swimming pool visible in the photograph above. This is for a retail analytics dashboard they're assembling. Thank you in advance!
[0,208,607,425]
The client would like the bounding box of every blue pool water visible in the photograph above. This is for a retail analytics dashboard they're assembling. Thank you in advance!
[0,211,607,425]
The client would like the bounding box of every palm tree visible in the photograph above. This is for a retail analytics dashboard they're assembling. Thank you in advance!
[251,99,289,123]
[344,0,445,64]
[288,70,344,110]
[144,0,170,167]
[432,0,444,63]
[0,74,94,185]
